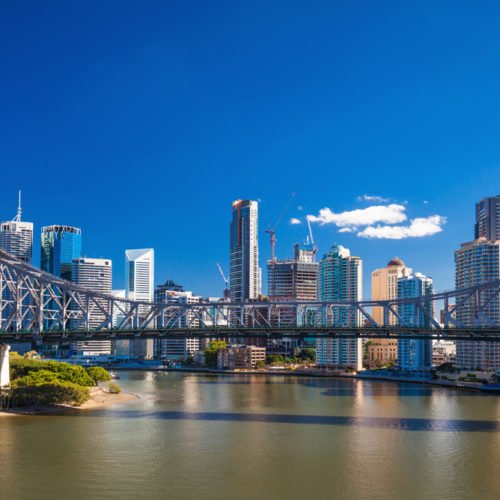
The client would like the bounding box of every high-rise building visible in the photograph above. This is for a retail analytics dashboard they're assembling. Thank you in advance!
[454,238,500,370]
[475,195,500,241]
[0,192,33,263]
[371,258,413,325]
[315,244,362,370]
[153,281,202,360]
[71,258,112,356]
[41,225,82,280]
[267,244,318,301]
[125,249,155,359]
[397,273,434,371]
[368,257,412,367]
[230,199,261,302]
[0,193,34,344]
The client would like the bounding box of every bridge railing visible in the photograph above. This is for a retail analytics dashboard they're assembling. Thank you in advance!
[1,249,500,334]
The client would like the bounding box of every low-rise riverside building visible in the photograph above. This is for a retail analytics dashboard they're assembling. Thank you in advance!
[217,346,266,370]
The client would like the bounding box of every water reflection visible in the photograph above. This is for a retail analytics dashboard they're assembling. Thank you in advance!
[67,409,500,432]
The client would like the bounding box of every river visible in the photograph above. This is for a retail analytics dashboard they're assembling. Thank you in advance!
[1,371,500,499]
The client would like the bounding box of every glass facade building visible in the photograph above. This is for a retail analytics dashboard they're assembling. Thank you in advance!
[41,225,82,280]
[230,199,261,302]
[397,273,434,371]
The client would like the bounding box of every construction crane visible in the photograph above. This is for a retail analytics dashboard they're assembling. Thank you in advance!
[306,215,318,262]
[266,193,295,300]
[265,193,295,266]
[216,262,230,299]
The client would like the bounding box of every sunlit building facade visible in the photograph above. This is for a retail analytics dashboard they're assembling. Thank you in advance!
[230,199,261,302]
[455,238,500,370]
[41,225,82,281]
[397,273,434,371]
[315,244,362,370]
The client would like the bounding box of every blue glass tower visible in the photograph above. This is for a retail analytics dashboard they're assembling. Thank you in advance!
[397,273,434,371]
[41,225,82,280]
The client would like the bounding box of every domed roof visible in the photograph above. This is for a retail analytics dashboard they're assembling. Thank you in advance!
[388,257,405,267]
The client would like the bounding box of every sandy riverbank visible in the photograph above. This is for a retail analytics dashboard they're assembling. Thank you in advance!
[0,387,139,417]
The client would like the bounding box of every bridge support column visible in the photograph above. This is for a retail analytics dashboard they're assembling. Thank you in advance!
[0,344,10,387]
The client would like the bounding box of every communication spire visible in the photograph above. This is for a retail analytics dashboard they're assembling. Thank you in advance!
[13,190,22,222]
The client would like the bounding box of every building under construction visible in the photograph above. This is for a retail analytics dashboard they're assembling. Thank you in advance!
[267,244,318,301]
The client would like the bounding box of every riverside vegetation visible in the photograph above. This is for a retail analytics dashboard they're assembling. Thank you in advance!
[0,352,116,411]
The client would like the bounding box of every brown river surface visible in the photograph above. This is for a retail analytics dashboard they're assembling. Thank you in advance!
[1,371,500,499]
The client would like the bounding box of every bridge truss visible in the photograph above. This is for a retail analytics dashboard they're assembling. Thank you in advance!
[1,249,500,343]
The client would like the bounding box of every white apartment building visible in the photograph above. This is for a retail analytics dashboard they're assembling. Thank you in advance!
[71,257,113,356]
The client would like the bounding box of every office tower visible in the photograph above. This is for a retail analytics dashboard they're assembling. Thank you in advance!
[230,199,261,302]
[125,249,155,359]
[267,244,318,301]
[0,193,34,346]
[397,273,434,371]
[153,281,202,360]
[475,195,500,241]
[0,192,33,263]
[71,258,112,356]
[454,238,500,370]
[315,244,362,370]
[41,225,82,280]
[368,258,412,367]
[371,258,413,324]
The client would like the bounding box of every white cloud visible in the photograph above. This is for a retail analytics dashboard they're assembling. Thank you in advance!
[289,217,302,225]
[308,204,407,227]
[357,194,390,203]
[297,205,304,211]
[357,215,446,239]
[423,200,428,204]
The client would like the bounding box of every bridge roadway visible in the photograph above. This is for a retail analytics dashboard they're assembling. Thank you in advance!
[2,326,500,344]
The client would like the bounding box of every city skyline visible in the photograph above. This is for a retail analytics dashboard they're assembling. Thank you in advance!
[2,2,500,298]
[0,190,496,300]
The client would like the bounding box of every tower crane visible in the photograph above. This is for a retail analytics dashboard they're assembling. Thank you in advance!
[265,193,295,299]
[216,262,230,299]
[265,193,295,266]
[306,215,318,262]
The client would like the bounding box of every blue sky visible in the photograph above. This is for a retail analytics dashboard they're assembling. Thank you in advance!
[1,1,500,297]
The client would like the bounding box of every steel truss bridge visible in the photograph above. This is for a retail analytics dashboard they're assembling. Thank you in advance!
[1,249,500,344]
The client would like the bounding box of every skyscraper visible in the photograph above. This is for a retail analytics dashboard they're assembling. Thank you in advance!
[0,193,34,341]
[267,244,318,301]
[0,192,33,263]
[475,195,500,241]
[371,258,413,325]
[230,199,261,302]
[368,258,412,367]
[397,273,434,371]
[125,248,154,359]
[454,238,500,370]
[41,225,82,280]
[71,258,112,356]
[315,244,362,370]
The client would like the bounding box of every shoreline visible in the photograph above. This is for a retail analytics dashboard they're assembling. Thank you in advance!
[111,366,500,394]
[0,387,139,417]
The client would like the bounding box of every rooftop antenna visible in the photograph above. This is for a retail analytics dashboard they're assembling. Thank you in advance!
[13,190,22,222]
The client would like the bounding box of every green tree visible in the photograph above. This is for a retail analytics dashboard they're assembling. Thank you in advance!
[256,360,265,369]
[266,354,284,365]
[204,341,228,367]
[108,382,122,394]
[298,348,316,362]
[86,366,112,385]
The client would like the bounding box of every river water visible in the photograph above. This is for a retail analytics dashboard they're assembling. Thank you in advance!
[1,371,500,500]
